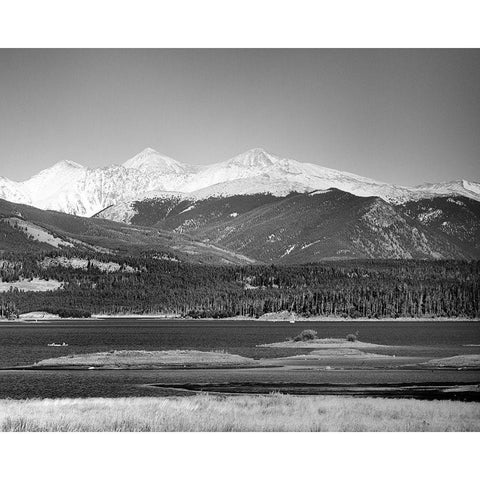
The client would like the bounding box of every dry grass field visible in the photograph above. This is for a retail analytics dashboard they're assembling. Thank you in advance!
[0,394,479,432]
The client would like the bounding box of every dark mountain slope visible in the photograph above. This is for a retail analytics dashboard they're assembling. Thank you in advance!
[193,190,473,263]
[401,196,480,258]
[0,198,253,265]
[96,190,480,263]
[107,193,281,232]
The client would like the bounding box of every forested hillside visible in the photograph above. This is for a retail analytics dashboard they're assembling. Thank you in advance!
[97,190,480,262]
[1,252,478,319]
[0,198,253,265]
[402,196,480,257]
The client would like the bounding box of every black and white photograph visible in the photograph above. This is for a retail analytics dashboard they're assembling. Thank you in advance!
[0,2,479,478]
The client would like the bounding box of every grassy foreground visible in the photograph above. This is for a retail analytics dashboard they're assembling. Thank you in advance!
[1,395,479,431]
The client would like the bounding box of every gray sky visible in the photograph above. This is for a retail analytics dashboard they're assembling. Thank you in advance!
[0,49,479,185]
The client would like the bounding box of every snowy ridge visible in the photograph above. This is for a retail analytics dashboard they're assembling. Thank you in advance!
[409,179,480,202]
[0,146,479,217]
[188,176,315,198]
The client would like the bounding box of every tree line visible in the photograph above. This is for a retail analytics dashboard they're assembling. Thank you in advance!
[0,250,479,319]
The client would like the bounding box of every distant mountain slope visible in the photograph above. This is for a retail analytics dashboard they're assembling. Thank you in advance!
[410,180,480,201]
[194,190,472,263]
[97,190,479,262]
[2,147,479,217]
[401,196,480,258]
[98,193,282,232]
[0,198,254,265]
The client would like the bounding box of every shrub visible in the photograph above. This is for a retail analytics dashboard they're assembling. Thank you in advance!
[293,329,318,342]
[346,333,357,342]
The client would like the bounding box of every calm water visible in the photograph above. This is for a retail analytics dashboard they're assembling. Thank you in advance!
[0,319,479,399]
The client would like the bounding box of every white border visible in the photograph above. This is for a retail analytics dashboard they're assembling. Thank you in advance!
[1,432,479,480]
[1,1,479,479]
[0,0,479,48]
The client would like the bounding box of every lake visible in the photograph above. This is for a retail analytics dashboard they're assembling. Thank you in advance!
[0,319,479,399]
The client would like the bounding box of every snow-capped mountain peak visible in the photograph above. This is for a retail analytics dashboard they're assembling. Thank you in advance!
[180,148,302,192]
[30,159,85,177]
[26,159,86,184]
[180,147,392,198]
[1,146,479,218]
[226,147,279,168]
[50,159,84,170]
[123,147,189,174]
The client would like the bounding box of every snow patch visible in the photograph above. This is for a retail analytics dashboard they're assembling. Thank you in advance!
[301,239,322,250]
[447,198,465,206]
[308,189,330,195]
[418,209,443,223]
[180,205,195,214]
[281,244,296,257]
[267,234,278,243]
[150,254,180,262]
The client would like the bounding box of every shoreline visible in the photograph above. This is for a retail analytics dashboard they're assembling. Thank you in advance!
[93,315,478,322]
[94,314,182,319]
[5,312,479,322]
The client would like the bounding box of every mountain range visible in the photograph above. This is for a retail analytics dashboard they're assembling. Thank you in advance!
[1,147,479,217]
[1,147,479,263]
[95,189,480,262]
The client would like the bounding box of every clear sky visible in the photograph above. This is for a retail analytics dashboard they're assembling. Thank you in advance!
[0,49,478,185]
